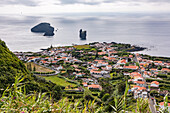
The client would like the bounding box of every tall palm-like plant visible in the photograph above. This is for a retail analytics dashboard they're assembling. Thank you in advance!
[109,82,129,113]
[135,98,151,113]
[159,93,169,113]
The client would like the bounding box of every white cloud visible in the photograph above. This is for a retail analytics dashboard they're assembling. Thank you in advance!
[0,0,170,14]
[0,0,39,6]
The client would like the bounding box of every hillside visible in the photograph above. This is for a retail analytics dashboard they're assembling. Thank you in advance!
[0,40,62,100]
[0,40,28,88]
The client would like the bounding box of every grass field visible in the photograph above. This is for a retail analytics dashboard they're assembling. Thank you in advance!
[43,75,77,87]
[25,62,54,73]
[73,45,90,49]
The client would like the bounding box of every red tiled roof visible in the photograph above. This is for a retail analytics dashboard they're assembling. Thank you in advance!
[62,57,67,59]
[154,72,159,75]
[124,66,138,70]
[107,65,112,67]
[41,60,47,64]
[98,52,106,55]
[109,51,118,54]
[52,61,57,63]
[88,84,101,88]
[154,61,163,64]
[137,87,146,91]
[131,72,142,77]
[94,60,104,62]
[159,102,170,106]
[90,69,101,73]
[151,81,159,85]
[133,85,141,88]
[118,59,127,64]
[107,57,116,60]
[150,68,157,71]
[82,82,87,85]
[161,68,170,72]
[134,81,145,84]
[129,55,133,58]
[141,68,145,71]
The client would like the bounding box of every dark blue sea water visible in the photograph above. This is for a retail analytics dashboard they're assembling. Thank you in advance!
[0,13,170,57]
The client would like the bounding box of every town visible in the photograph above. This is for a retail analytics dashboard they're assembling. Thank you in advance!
[14,42,170,112]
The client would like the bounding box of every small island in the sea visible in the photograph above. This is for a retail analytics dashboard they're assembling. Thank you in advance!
[79,29,87,40]
[31,23,55,36]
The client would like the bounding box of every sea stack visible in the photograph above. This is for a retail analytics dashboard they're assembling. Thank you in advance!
[31,23,55,36]
[79,29,87,40]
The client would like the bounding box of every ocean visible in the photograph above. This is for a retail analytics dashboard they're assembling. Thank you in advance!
[0,13,170,57]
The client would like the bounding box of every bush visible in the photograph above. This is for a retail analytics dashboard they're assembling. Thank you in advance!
[102,93,110,102]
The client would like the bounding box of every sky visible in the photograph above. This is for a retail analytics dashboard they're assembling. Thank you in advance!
[0,0,170,15]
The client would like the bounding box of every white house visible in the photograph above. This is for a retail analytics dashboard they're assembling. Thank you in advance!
[134,81,145,87]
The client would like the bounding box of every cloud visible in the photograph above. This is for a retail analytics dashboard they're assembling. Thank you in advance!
[58,0,170,5]
[58,0,103,5]
[0,0,39,6]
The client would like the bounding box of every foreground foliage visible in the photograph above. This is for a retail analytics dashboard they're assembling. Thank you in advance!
[0,76,103,112]
[0,77,156,113]
[0,39,62,101]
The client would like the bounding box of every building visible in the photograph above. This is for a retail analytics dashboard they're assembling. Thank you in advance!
[88,84,102,91]
[123,66,139,70]
[159,102,170,112]
[150,81,159,88]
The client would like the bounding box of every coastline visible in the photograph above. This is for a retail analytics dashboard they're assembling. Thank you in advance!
[14,41,170,59]
[0,15,170,57]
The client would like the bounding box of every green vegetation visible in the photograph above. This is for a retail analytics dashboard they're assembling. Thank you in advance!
[1,39,169,112]
[141,54,170,62]
[42,75,77,87]
[0,39,28,89]
[0,39,62,100]
[157,74,170,80]
[1,74,168,112]
[0,76,103,112]
[73,45,90,49]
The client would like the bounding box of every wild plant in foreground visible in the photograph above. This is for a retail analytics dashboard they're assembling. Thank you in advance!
[135,98,151,113]
[159,93,169,113]
[0,76,103,113]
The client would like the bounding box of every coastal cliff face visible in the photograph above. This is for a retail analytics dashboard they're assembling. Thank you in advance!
[79,29,87,40]
[31,23,54,36]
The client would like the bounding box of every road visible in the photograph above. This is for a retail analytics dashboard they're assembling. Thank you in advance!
[134,54,157,113]
[33,71,60,76]
[148,94,157,113]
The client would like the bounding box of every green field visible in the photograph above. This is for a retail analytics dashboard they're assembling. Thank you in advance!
[43,75,77,87]
[73,45,90,49]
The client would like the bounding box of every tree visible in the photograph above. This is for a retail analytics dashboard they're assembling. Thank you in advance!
[50,44,53,49]
[120,64,124,67]
[125,63,129,66]
[136,62,139,67]
[158,66,162,70]
[52,85,62,101]
[150,90,159,97]
[29,63,32,71]
[33,66,36,71]
[117,82,126,95]
[102,93,110,102]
